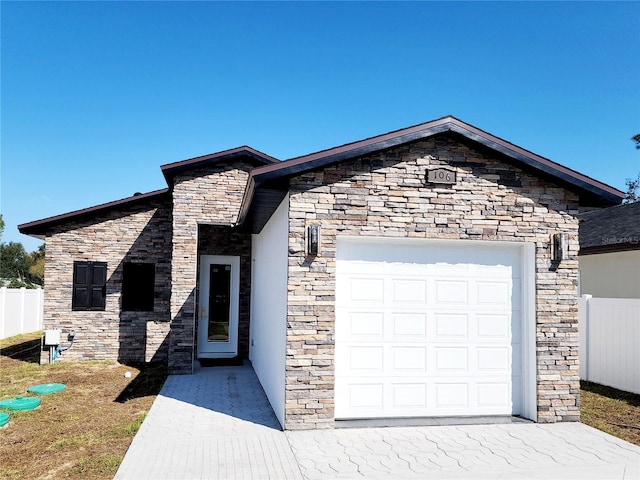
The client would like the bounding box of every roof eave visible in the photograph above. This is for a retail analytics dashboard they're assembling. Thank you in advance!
[18,188,170,237]
[446,122,624,204]
[249,116,624,205]
[161,146,279,184]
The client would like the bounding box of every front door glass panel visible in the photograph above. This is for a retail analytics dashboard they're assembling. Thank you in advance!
[208,264,231,342]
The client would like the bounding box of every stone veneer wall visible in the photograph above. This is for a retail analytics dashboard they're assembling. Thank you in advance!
[168,161,255,374]
[285,135,580,429]
[197,225,252,358]
[42,199,172,364]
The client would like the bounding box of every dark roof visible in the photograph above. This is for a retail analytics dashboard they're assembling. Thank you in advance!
[239,116,625,230]
[579,202,640,255]
[20,116,626,238]
[161,146,279,183]
[19,146,278,238]
[18,188,170,238]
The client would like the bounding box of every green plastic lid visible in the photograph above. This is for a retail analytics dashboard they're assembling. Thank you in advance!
[27,383,66,395]
[0,412,9,427]
[0,396,41,411]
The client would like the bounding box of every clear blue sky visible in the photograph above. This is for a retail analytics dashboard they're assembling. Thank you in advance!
[2,1,639,252]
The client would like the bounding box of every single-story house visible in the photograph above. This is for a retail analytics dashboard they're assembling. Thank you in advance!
[578,202,640,298]
[19,116,624,429]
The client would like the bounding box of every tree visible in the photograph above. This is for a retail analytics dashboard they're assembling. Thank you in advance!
[28,244,45,286]
[0,242,32,286]
[624,173,640,204]
[0,214,45,287]
[623,134,640,203]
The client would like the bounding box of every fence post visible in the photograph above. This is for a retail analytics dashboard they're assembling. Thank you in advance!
[582,294,592,381]
[19,287,26,335]
[37,288,44,331]
[0,287,5,339]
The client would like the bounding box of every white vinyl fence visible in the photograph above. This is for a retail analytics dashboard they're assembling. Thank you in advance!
[0,287,44,340]
[579,295,640,394]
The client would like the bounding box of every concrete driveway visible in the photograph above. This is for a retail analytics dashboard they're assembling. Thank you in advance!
[115,365,640,480]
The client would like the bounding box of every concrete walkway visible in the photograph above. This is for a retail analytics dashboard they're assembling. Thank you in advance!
[115,365,640,480]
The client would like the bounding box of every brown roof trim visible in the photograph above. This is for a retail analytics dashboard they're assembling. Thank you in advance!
[579,243,640,256]
[161,146,279,183]
[249,116,624,203]
[18,188,170,237]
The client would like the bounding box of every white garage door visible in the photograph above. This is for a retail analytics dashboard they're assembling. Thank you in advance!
[335,237,523,419]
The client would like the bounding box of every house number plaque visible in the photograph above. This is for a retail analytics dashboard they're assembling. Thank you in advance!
[427,168,457,185]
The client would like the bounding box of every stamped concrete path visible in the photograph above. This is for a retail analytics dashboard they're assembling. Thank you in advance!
[115,364,640,480]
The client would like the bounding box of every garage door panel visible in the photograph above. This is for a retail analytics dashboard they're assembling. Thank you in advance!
[345,312,384,337]
[391,347,427,372]
[391,313,427,338]
[347,384,384,408]
[391,279,427,303]
[348,346,384,371]
[434,313,469,338]
[347,277,384,303]
[477,383,511,407]
[435,347,469,371]
[336,239,523,419]
[435,384,469,408]
[476,281,511,306]
[435,281,469,304]
[471,264,518,279]
[392,383,427,408]
[476,313,510,338]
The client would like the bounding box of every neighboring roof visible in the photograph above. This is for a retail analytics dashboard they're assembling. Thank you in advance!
[161,146,279,183]
[240,116,625,230]
[18,188,170,238]
[579,202,640,255]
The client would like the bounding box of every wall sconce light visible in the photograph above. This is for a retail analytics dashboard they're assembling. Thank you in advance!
[551,232,568,263]
[307,225,320,256]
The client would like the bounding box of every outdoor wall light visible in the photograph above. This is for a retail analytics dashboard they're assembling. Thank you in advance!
[551,232,569,263]
[307,225,320,256]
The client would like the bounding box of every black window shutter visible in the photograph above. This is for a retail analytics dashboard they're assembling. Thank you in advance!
[90,262,107,310]
[72,261,107,311]
[72,262,90,310]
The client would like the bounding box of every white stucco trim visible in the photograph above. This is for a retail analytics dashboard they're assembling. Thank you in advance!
[521,242,537,422]
[249,194,289,427]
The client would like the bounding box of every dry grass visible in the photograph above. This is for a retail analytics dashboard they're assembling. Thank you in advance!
[580,380,640,446]
[0,332,167,480]
[3,332,639,478]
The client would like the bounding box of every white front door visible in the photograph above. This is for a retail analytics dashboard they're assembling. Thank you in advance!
[197,255,240,359]
[335,237,525,419]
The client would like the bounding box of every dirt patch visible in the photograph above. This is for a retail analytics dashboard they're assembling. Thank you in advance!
[0,332,167,480]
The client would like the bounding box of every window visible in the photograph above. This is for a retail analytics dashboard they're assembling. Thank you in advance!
[72,261,107,311]
[122,262,155,312]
